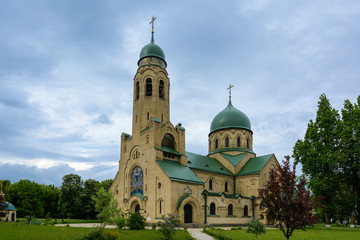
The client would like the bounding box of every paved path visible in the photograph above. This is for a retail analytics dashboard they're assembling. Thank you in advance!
[56,223,117,228]
[187,228,215,240]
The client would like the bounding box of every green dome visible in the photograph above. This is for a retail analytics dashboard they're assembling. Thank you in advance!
[138,33,166,65]
[0,201,16,211]
[210,99,251,134]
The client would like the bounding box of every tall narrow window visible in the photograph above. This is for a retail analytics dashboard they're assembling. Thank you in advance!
[225,181,228,192]
[209,179,213,190]
[161,114,163,122]
[244,205,249,217]
[159,200,162,214]
[146,78,152,96]
[159,80,164,98]
[147,112,149,120]
[210,203,216,215]
[215,139,218,149]
[247,138,250,148]
[228,204,233,216]
[237,137,240,147]
[136,81,140,99]
[225,137,229,147]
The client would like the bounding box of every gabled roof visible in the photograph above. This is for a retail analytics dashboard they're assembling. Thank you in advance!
[186,152,233,176]
[156,160,203,184]
[237,154,273,176]
[220,152,247,166]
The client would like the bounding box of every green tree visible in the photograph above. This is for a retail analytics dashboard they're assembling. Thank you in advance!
[93,187,120,226]
[247,218,266,240]
[40,184,60,218]
[58,174,84,218]
[100,179,113,192]
[82,179,100,219]
[339,96,360,224]
[293,94,341,225]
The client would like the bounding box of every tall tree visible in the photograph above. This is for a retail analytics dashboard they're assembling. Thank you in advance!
[6,180,43,218]
[58,174,84,218]
[82,179,100,219]
[293,94,341,225]
[339,96,360,224]
[93,187,120,226]
[259,156,318,240]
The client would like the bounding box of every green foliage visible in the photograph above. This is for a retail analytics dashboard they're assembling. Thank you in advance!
[45,212,51,225]
[92,187,120,226]
[158,213,181,240]
[58,174,84,219]
[81,179,100,219]
[247,219,266,239]
[293,94,360,224]
[127,212,146,230]
[99,179,113,192]
[114,215,126,229]
[203,227,232,240]
[76,228,119,240]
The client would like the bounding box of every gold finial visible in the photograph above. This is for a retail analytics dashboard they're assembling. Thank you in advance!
[150,16,157,33]
[227,84,234,98]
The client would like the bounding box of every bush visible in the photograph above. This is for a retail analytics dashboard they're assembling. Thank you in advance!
[76,228,120,240]
[246,219,266,240]
[127,212,146,230]
[158,213,181,240]
[203,227,232,240]
[114,216,126,230]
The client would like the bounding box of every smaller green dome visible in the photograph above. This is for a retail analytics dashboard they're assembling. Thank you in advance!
[210,99,251,134]
[138,33,166,65]
[0,201,16,211]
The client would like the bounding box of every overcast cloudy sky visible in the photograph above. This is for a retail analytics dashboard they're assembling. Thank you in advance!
[1,0,359,186]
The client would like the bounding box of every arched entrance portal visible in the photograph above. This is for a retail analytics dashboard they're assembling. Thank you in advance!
[135,204,140,213]
[11,212,15,222]
[184,204,192,223]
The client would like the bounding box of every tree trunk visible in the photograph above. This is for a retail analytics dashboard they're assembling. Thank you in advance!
[324,212,330,227]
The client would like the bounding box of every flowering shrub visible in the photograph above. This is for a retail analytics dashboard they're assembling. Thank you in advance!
[158,213,181,240]
[247,219,266,240]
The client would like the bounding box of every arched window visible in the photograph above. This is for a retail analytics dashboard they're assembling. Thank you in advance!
[225,137,229,147]
[244,205,249,217]
[215,139,218,149]
[146,78,152,96]
[161,134,175,150]
[237,137,241,147]
[136,81,139,99]
[225,181,228,192]
[209,179,213,190]
[247,138,250,149]
[159,200,162,214]
[228,204,233,216]
[130,166,144,197]
[159,80,164,98]
[210,202,216,215]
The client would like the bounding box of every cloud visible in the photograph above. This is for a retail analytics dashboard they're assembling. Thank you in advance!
[0,0,359,185]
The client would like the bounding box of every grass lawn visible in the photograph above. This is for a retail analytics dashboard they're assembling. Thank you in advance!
[0,222,193,240]
[206,227,360,240]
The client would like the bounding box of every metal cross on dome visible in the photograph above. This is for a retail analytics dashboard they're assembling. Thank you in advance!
[227,84,234,98]
[150,16,157,33]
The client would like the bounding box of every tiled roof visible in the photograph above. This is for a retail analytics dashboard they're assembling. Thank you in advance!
[186,152,233,175]
[237,154,273,176]
[156,160,203,184]
[220,152,247,166]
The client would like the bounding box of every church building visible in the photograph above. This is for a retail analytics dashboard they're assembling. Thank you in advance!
[110,20,279,225]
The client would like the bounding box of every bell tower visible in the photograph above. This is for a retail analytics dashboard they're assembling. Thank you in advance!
[132,18,170,137]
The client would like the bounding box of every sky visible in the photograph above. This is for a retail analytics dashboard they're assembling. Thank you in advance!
[0,0,359,186]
